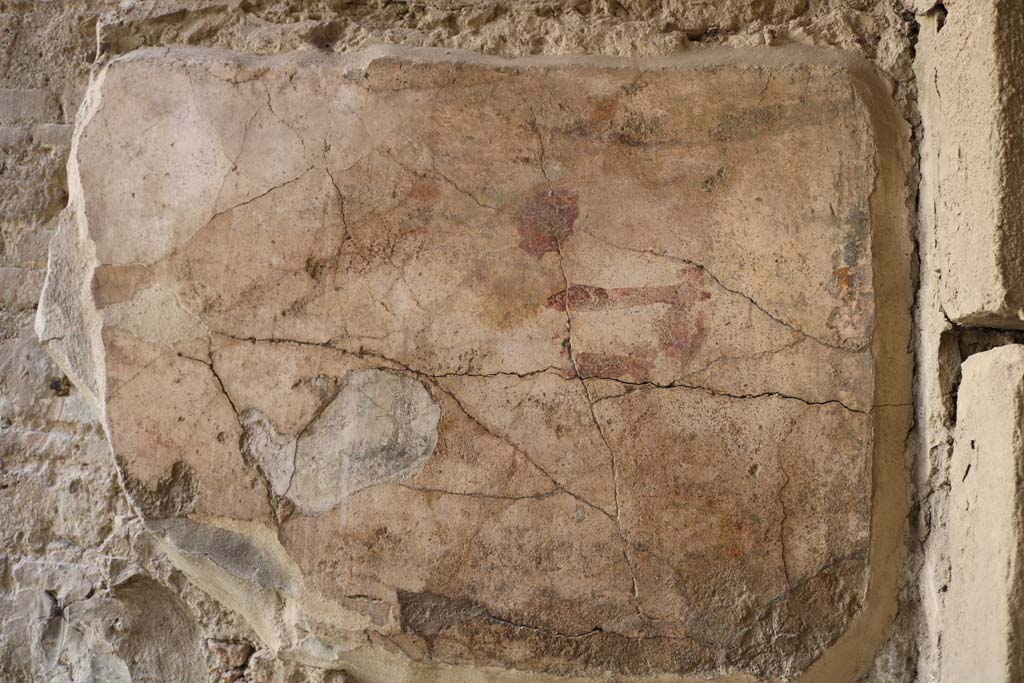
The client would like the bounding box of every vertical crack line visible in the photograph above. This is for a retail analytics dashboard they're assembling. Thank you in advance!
[186,341,300,525]
[771,418,821,655]
[283,440,298,500]
[778,460,793,591]
[435,379,610,520]
[324,158,348,236]
[208,360,240,420]
[262,80,309,159]
[529,104,552,189]
[178,347,240,421]
[197,347,288,526]
[283,381,344,500]
[551,227,643,620]
[776,420,798,592]
[531,100,643,620]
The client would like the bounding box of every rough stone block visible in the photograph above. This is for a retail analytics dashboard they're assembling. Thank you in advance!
[946,344,1024,683]
[918,0,1024,326]
[37,45,912,680]
[0,87,61,125]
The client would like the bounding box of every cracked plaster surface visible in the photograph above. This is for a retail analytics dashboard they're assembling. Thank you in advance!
[35,44,913,680]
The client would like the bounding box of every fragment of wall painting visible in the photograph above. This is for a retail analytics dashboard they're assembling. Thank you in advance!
[37,45,912,679]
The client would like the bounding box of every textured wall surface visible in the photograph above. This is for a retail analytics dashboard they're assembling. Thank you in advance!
[0,1,993,682]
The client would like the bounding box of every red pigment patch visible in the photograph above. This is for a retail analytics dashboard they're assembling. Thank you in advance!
[548,270,714,375]
[661,310,707,362]
[545,284,611,310]
[514,187,579,258]
[577,352,654,382]
[546,283,694,311]
[549,278,713,374]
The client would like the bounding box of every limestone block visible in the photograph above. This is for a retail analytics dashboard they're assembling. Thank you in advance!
[918,0,1024,326]
[946,345,1024,683]
[37,45,913,680]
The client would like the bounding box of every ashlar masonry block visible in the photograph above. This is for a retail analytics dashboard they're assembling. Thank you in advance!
[37,45,913,681]
[946,345,1024,683]
[918,0,1024,326]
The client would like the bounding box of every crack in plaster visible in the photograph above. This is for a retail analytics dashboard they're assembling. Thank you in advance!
[578,225,863,354]
[527,103,645,621]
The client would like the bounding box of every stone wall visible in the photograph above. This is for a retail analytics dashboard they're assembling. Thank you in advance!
[1,1,1018,682]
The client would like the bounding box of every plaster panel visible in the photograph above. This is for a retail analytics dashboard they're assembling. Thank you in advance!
[37,45,913,680]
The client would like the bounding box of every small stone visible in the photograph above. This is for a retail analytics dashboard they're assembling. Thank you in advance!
[206,640,253,669]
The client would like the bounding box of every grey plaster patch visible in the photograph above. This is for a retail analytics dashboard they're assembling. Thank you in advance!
[148,518,294,593]
[240,408,296,498]
[289,369,441,515]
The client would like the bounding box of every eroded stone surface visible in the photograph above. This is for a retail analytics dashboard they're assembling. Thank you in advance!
[37,45,909,679]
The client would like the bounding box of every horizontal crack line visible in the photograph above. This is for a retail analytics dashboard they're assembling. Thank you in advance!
[210,332,871,414]
[211,332,617,519]
[578,226,866,354]
[398,484,560,502]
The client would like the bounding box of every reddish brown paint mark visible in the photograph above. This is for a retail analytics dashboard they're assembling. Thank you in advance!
[550,274,713,379]
[514,187,579,258]
[545,284,611,310]
[408,177,442,203]
[547,281,710,312]
[833,266,860,294]
[660,312,707,363]
[577,352,654,382]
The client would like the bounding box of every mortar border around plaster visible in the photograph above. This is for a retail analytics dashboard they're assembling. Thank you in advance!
[800,52,915,683]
